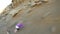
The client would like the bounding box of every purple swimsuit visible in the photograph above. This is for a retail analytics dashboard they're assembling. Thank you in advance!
[16,23,24,28]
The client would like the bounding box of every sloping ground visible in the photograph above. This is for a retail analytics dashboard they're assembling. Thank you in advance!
[0,0,60,34]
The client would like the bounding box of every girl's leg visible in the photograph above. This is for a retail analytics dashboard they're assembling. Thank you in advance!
[14,26,19,33]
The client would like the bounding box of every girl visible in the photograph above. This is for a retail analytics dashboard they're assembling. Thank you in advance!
[14,23,24,33]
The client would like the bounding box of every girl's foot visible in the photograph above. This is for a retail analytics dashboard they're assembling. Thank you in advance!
[14,29,18,33]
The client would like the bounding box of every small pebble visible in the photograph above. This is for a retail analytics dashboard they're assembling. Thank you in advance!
[51,26,56,32]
